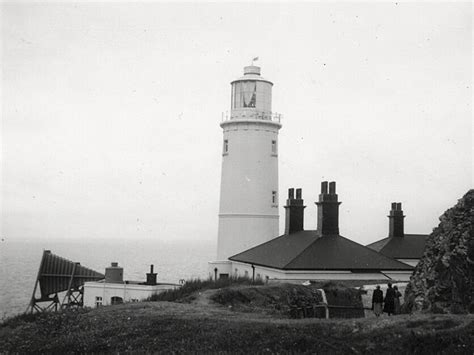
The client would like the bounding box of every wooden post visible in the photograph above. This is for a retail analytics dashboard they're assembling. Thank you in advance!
[61,262,78,308]
[26,250,48,313]
[318,288,329,319]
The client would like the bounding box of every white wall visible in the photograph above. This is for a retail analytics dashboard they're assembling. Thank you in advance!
[209,260,413,283]
[208,260,232,279]
[83,281,179,308]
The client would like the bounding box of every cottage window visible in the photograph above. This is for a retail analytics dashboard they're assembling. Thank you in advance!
[95,296,102,308]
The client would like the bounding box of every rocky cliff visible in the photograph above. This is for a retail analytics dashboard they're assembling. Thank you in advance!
[404,190,474,313]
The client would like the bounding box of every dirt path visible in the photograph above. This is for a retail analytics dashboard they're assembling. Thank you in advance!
[184,287,290,323]
[191,289,219,307]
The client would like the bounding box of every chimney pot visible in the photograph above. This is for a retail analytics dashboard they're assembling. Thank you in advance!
[396,202,402,211]
[296,188,302,199]
[111,262,118,267]
[329,181,336,194]
[391,202,397,210]
[288,188,294,199]
[321,181,328,194]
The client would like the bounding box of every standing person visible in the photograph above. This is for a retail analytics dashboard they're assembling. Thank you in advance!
[372,285,384,317]
[383,283,396,316]
[393,285,402,314]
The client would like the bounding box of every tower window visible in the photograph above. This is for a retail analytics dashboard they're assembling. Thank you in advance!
[272,191,278,205]
[223,139,229,154]
[271,140,277,154]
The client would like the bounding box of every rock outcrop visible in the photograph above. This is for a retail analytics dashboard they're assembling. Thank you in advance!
[404,190,474,313]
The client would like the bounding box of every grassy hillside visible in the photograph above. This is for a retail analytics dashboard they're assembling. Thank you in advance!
[1,282,473,353]
[1,301,473,353]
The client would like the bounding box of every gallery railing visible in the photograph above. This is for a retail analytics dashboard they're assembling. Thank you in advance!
[221,110,282,123]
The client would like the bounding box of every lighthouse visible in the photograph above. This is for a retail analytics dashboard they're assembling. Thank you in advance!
[216,65,282,260]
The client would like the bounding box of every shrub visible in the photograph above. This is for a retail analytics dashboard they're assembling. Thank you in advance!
[148,276,263,302]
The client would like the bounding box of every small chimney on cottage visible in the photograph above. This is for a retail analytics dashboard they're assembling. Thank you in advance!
[105,262,124,283]
[388,202,405,237]
[146,264,157,285]
[316,181,341,236]
[284,188,306,234]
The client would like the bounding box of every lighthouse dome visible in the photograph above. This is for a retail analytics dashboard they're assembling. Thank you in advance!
[231,65,273,85]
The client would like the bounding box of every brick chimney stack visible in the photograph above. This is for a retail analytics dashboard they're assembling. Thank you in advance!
[146,264,157,285]
[284,188,306,234]
[316,181,341,236]
[388,202,405,237]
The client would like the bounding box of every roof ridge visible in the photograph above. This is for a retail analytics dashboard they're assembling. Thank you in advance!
[281,233,322,269]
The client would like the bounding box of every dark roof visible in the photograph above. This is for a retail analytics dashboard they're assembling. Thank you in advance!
[229,231,413,271]
[366,234,428,259]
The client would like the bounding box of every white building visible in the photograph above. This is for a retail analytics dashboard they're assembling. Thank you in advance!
[83,263,180,308]
[210,184,414,283]
[216,65,282,261]
[210,65,413,283]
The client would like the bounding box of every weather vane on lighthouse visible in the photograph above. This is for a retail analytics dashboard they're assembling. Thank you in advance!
[251,56,259,65]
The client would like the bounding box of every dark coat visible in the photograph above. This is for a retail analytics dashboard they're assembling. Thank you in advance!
[383,287,396,313]
[372,289,383,303]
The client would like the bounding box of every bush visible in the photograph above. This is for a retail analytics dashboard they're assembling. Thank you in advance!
[211,284,325,317]
[148,276,263,302]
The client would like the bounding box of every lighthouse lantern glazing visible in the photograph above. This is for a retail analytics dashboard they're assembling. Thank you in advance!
[216,65,282,260]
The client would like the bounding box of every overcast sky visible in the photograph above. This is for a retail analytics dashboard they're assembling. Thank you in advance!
[1,2,472,247]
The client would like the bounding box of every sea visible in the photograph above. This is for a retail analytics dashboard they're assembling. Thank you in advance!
[0,238,216,320]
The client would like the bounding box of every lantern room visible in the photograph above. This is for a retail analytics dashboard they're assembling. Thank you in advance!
[230,66,273,116]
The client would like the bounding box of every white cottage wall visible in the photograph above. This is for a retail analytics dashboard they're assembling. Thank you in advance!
[83,282,179,308]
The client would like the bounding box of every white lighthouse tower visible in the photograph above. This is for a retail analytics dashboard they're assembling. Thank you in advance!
[216,65,282,261]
